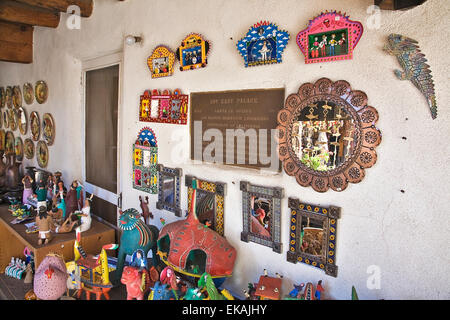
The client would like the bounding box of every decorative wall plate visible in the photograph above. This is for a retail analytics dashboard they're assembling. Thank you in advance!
[148,45,176,79]
[296,11,363,64]
[5,86,12,108]
[277,78,381,192]
[12,86,22,109]
[139,89,188,124]
[5,131,14,155]
[286,197,341,277]
[0,130,5,151]
[8,109,17,131]
[237,21,290,67]
[24,138,34,159]
[36,140,49,168]
[35,81,48,104]
[14,137,23,161]
[132,127,158,194]
[3,110,8,128]
[16,107,27,135]
[176,33,211,71]
[0,87,5,108]
[42,113,55,145]
[23,83,34,105]
[30,111,40,141]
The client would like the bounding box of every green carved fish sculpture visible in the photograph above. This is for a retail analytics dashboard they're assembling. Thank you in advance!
[384,33,437,119]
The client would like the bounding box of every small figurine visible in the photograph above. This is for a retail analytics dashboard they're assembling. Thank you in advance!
[22,174,34,205]
[65,181,79,217]
[139,195,153,224]
[33,254,68,300]
[315,280,324,300]
[288,283,305,298]
[121,266,152,300]
[46,174,55,201]
[148,281,176,300]
[160,266,178,291]
[79,194,93,232]
[35,179,47,210]
[35,205,54,245]
[54,212,79,234]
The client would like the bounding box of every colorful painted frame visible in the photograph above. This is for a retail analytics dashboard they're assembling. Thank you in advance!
[156,164,182,217]
[176,33,211,71]
[287,197,340,277]
[147,45,176,79]
[296,11,363,64]
[139,89,188,125]
[240,181,283,253]
[236,21,290,67]
[132,127,158,194]
[185,175,226,236]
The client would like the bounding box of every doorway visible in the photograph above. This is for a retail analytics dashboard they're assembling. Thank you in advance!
[82,53,122,229]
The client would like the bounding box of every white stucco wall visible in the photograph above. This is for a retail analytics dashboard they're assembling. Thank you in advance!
[0,0,449,300]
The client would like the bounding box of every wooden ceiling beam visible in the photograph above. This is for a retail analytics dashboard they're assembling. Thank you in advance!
[13,0,94,18]
[0,1,60,28]
[0,20,33,63]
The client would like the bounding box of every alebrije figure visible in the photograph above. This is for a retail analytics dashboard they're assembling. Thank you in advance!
[160,266,178,291]
[22,174,33,205]
[384,33,437,119]
[289,283,305,298]
[121,266,151,300]
[139,195,153,224]
[35,206,53,245]
[315,280,324,300]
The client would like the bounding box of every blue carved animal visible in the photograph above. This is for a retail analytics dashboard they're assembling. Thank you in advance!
[114,208,160,283]
[148,281,176,300]
[384,33,437,119]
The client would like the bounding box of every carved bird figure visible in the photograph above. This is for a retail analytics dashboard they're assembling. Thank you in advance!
[384,33,437,119]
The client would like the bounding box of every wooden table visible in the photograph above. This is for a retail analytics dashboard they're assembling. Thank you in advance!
[0,205,115,272]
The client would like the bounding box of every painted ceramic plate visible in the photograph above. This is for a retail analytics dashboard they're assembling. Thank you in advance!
[35,81,48,104]
[5,87,12,108]
[3,110,8,128]
[8,109,17,131]
[42,113,55,146]
[12,86,22,109]
[0,130,5,151]
[5,131,15,155]
[0,87,5,108]
[36,140,49,168]
[16,107,27,135]
[30,111,40,141]
[24,138,34,159]
[23,83,34,105]
[15,137,23,161]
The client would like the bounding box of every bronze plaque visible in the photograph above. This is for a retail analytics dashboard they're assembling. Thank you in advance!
[190,88,284,171]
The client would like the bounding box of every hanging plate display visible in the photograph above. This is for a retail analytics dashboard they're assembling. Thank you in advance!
[16,107,27,135]
[296,11,363,64]
[5,87,13,109]
[24,138,35,159]
[0,130,5,151]
[176,33,211,71]
[8,109,17,131]
[15,137,23,161]
[42,113,55,145]
[0,87,5,108]
[139,89,188,124]
[30,111,40,141]
[132,127,158,194]
[35,81,48,104]
[23,83,34,105]
[148,45,176,79]
[5,131,15,155]
[236,21,290,67]
[12,86,22,109]
[3,110,8,129]
[36,140,49,168]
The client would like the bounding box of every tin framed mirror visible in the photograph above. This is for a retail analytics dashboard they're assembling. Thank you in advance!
[277,78,381,192]
[287,197,340,277]
[240,181,283,253]
[156,164,182,217]
[185,175,226,236]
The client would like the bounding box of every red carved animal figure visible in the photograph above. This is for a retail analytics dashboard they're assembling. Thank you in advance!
[121,266,151,300]
[139,195,153,224]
